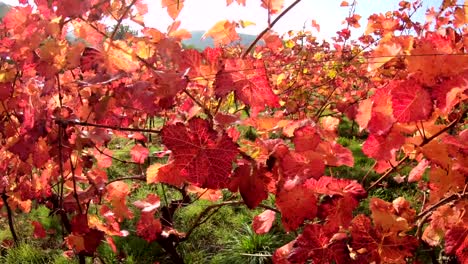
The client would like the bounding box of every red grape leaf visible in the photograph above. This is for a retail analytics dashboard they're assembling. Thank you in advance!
[130,144,149,164]
[252,210,276,234]
[281,150,324,180]
[407,32,468,85]
[71,214,90,235]
[370,197,414,233]
[33,137,50,168]
[88,205,129,237]
[146,162,185,187]
[350,214,418,263]
[133,194,161,213]
[136,212,162,242]
[80,46,107,73]
[161,118,239,189]
[307,176,367,199]
[318,195,358,229]
[0,82,13,100]
[232,162,269,209]
[153,70,189,99]
[276,181,317,231]
[57,0,91,18]
[186,185,223,202]
[293,125,321,152]
[316,141,354,167]
[445,227,468,263]
[422,203,465,247]
[408,159,429,182]
[215,59,280,116]
[65,229,105,255]
[421,140,451,170]
[356,98,372,131]
[288,223,351,264]
[362,129,405,160]
[273,241,294,264]
[93,148,113,168]
[32,221,47,238]
[432,71,468,114]
[427,166,465,204]
[391,79,433,123]
[367,86,395,135]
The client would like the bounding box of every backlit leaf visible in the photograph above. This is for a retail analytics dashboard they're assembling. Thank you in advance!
[203,20,239,46]
[391,79,433,123]
[161,0,184,20]
[261,0,284,14]
[130,144,149,164]
[252,210,276,234]
[276,181,317,231]
[161,118,239,189]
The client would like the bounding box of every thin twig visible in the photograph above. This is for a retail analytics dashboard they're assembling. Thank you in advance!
[108,0,138,41]
[1,193,18,245]
[94,146,139,165]
[258,204,281,214]
[56,119,162,134]
[242,0,302,58]
[416,186,468,238]
[106,175,146,186]
[57,124,65,209]
[417,184,468,219]
[182,89,212,120]
[69,157,83,214]
[360,161,376,184]
[181,201,244,241]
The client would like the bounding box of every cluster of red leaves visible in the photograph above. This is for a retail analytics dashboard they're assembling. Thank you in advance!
[0,0,466,263]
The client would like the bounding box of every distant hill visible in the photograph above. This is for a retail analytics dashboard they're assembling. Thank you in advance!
[0,2,11,19]
[182,30,259,50]
[0,5,257,51]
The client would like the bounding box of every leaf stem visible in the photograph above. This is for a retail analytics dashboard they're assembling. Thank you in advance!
[105,175,146,186]
[1,193,18,245]
[56,119,162,134]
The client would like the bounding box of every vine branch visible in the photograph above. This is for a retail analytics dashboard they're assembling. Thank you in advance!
[367,109,467,190]
[242,0,302,58]
[1,193,18,245]
[55,119,162,134]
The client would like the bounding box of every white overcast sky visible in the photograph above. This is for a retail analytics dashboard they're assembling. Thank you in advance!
[1,0,446,39]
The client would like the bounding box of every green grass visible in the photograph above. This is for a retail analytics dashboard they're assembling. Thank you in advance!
[211,224,285,264]
[174,198,293,263]
[0,243,72,264]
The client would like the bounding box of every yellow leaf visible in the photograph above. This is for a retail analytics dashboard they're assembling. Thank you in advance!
[147,163,163,184]
[239,20,256,28]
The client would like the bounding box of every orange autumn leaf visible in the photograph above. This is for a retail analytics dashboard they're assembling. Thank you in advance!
[161,0,184,20]
[226,0,246,6]
[261,0,284,14]
[203,20,240,46]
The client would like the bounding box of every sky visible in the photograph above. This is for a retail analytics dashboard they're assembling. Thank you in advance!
[144,0,444,38]
[1,0,446,39]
